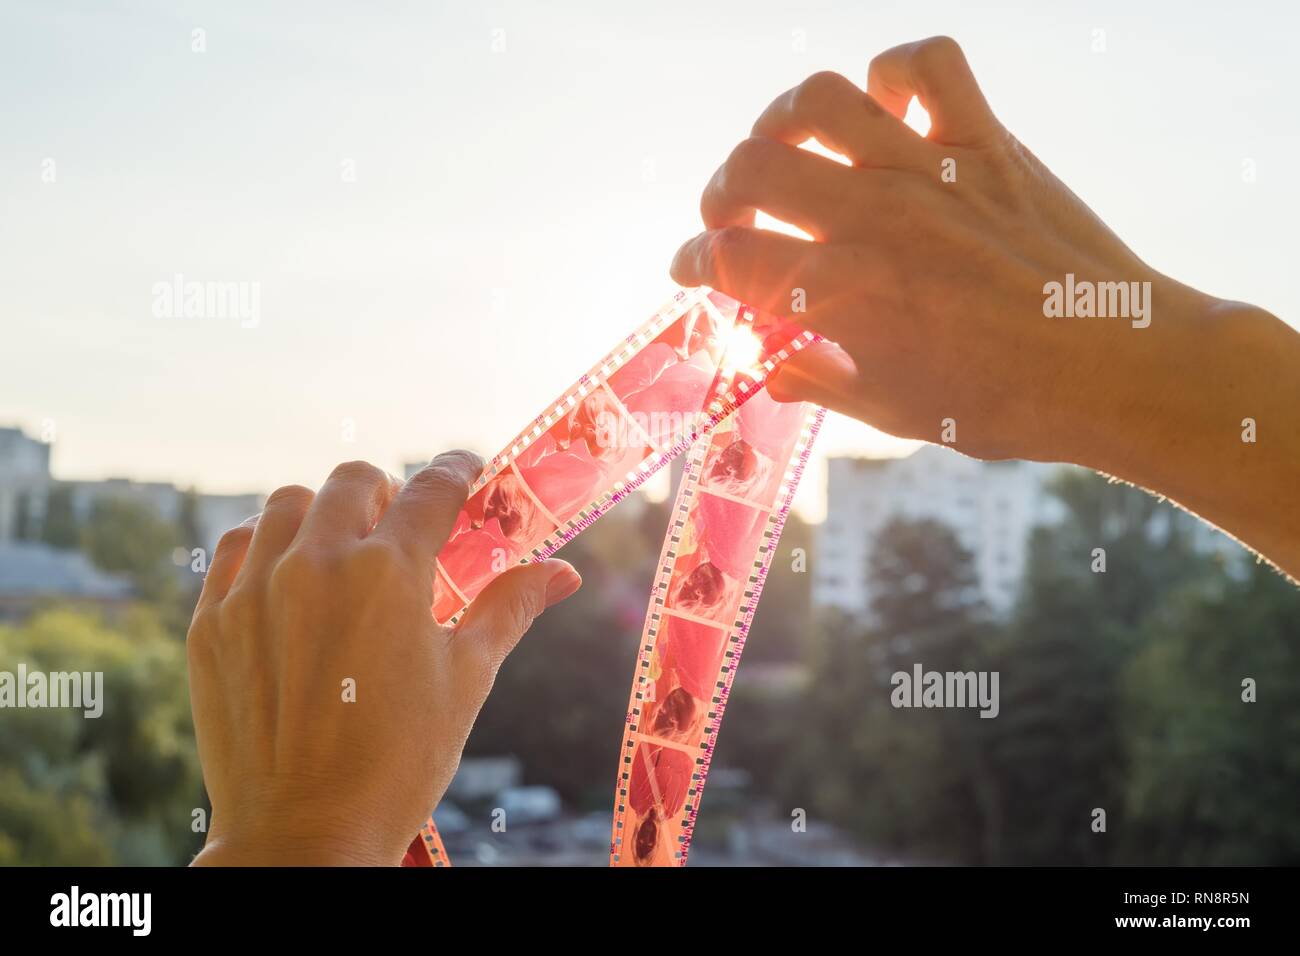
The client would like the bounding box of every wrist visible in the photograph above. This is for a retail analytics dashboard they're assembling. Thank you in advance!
[191,777,414,867]
[1067,278,1300,575]
[192,830,398,867]
[1063,271,1219,477]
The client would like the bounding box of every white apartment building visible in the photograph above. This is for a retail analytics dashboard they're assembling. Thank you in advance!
[0,426,51,540]
[0,425,262,558]
[61,479,262,558]
[813,445,1068,619]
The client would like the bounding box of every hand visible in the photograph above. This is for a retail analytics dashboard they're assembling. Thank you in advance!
[672,36,1300,578]
[671,36,1202,462]
[187,452,582,866]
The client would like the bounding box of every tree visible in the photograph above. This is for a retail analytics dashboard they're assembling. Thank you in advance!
[869,516,985,634]
[773,471,1294,867]
[976,470,1220,864]
[785,517,994,862]
[1121,561,1300,864]
[744,513,813,664]
[463,515,643,809]
[0,608,204,865]
[39,484,79,549]
[80,497,184,603]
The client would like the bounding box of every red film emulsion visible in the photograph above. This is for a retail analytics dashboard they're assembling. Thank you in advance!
[404,289,824,867]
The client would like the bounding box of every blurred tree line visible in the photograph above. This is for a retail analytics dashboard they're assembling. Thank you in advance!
[718,471,1300,864]
[0,608,205,865]
[3,468,1298,864]
[31,486,202,631]
[1,489,207,864]
[471,470,1300,864]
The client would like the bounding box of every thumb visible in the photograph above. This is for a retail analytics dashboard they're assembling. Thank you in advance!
[767,340,868,418]
[451,558,582,676]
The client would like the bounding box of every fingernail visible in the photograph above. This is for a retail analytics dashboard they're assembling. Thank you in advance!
[239,513,262,529]
[544,565,582,607]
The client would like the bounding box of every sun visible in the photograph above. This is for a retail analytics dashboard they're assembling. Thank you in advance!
[722,325,764,373]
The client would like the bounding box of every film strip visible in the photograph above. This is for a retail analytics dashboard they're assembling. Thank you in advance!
[403,289,823,866]
[610,397,823,866]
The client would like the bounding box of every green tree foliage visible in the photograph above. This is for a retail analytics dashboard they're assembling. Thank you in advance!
[747,470,1300,865]
[38,484,79,549]
[744,514,813,663]
[780,519,994,862]
[1120,561,1300,864]
[463,514,643,810]
[0,608,204,865]
[868,516,984,632]
[80,498,184,603]
[177,489,204,554]
[5,468,1297,867]
[978,473,1219,863]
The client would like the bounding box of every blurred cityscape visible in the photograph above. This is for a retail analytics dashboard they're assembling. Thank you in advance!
[2,422,1298,867]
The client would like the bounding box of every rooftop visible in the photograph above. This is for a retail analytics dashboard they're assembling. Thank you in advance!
[0,541,133,600]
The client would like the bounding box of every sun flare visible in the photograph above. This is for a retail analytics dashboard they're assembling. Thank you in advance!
[722,325,764,372]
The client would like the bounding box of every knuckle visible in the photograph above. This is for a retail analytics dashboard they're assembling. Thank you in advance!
[269,546,329,593]
[725,136,775,185]
[708,226,751,270]
[857,86,887,119]
[265,483,315,512]
[186,604,221,649]
[794,70,846,111]
[429,448,484,477]
[186,629,215,672]
[214,525,253,557]
[916,34,963,70]
[329,459,385,485]
[349,538,408,585]
[406,461,473,507]
[869,44,906,80]
[216,586,256,634]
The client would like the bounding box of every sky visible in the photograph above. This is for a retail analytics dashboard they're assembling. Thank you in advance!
[2,0,1297,521]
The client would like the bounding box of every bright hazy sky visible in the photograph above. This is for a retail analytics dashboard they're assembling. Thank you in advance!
[2,0,1296,521]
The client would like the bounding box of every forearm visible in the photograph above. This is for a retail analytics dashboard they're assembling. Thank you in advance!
[1075,281,1300,580]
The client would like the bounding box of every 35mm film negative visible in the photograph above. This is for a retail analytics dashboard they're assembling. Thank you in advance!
[401,288,823,867]
[611,397,823,866]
